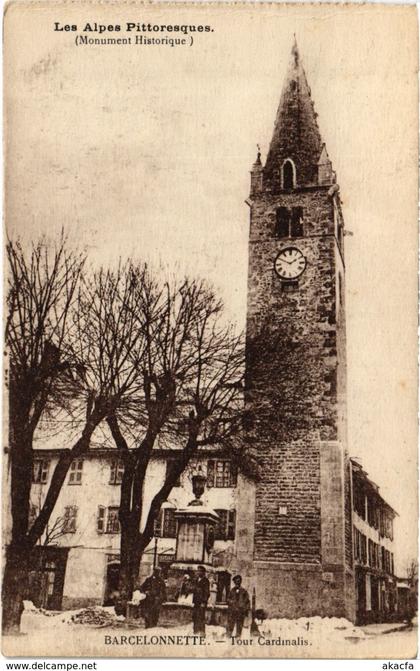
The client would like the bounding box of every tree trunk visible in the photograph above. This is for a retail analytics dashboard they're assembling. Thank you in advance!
[118,528,139,608]
[2,545,29,635]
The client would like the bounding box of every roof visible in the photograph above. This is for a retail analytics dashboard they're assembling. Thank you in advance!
[264,40,329,189]
[351,457,398,517]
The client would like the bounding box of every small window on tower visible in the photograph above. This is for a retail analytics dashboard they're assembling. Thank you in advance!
[282,159,296,190]
[276,207,304,238]
[276,207,290,238]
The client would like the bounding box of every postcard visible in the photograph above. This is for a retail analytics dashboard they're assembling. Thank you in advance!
[2,0,418,659]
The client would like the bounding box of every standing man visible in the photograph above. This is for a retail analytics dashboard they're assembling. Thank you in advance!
[140,567,167,628]
[192,565,210,635]
[226,575,250,638]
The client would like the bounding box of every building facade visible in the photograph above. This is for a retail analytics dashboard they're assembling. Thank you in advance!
[351,459,397,623]
[27,449,249,611]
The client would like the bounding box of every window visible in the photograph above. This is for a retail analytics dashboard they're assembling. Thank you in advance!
[353,483,366,519]
[165,459,181,487]
[154,508,177,538]
[97,506,120,534]
[276,207,290,238]
[214,509,236,540]
[360,533,367,565]
[365,574,372,611]
[282,159,296,189]
[69,459,83,485]
[383,549,392,574]
[109,459,124,485]
[63,506,78,533]
[207,460,237,488]
[353,527,362,562]
[380,511,394,541]
[106,507,120,534]
[367,540,380,568]
[367,497,379,529]
[32,459,50,484]
[381,546,386,570]
[353,528,367,564]
[275,207,303,238]
[97,506,106,533]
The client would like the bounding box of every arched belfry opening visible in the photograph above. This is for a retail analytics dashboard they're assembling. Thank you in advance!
[282,159,296,189]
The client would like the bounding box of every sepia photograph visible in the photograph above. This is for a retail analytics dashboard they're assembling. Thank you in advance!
[2,1,418,660]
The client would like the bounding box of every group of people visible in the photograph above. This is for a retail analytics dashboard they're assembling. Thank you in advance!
[137,565,251,638]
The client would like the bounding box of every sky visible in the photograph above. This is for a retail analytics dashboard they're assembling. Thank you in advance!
[4,2,418,573]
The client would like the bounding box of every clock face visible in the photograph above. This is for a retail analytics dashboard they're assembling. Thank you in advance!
[274,247,306,280]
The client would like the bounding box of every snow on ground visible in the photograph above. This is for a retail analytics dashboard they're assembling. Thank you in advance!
[3,604,416,659]
[261,615,368,641]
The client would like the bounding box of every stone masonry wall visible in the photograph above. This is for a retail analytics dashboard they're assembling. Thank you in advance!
[245,185,346,564]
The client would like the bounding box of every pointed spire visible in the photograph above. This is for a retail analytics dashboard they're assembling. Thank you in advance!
[252,144,262,169]
[291,33,299,66]
[318,143,335,185]
[264,41,329,189]
[250,144,263,195]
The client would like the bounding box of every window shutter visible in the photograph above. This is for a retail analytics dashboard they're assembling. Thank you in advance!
[207,460,215,488]
[227,510,236,540]
[291,207,303,237]
[69,462,75,484]
[110,460,116,484]
[32,461,39,483]
[40,460,50,484]
[230,463,238,487]
[353,527,358,560]
[276,207,290,238]
[214,509,228,540]
[97,506,105,533]
[361,535,367,564]
[117,461,124,484]
[223,461,230,487]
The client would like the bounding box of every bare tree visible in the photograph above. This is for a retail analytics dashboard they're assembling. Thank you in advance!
[106,277,246,605]
[3,243,149,633]
[406,559,418,587]
[5,240,249,627]
[405,559,418,623]
[3,235,85,633]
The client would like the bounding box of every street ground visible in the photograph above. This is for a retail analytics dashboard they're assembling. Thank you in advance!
[2,604,418,659]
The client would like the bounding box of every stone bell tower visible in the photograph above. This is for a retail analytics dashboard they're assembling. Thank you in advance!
[242,41,354,619]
